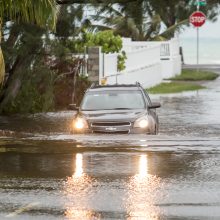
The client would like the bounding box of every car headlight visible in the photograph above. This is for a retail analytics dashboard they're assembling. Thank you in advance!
[134,116,149,128]
[73,117,88,130]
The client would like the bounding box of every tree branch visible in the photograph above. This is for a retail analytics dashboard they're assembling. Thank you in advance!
[56,0,136,4]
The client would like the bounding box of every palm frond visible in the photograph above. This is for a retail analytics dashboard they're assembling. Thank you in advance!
[0,0,59,30]
[158,19,189,40]
[88,24,112,32]
[143,14,161,40]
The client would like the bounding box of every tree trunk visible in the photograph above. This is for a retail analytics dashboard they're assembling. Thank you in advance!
[0,19,5,85]
[0,57,30,113]
[0,48,5,85]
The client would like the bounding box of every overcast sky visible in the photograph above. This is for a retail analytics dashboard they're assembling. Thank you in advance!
[180,16,220,38]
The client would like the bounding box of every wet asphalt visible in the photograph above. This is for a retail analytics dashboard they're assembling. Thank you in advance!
[1,66,220,220]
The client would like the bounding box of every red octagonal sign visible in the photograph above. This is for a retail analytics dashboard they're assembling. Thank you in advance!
[190,11,206,27]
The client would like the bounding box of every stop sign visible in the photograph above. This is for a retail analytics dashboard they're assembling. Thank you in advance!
[190,11,206,27]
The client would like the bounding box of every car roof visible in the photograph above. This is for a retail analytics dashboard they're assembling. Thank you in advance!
[87,84,144,92]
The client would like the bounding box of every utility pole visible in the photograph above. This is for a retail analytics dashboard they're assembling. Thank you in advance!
[197,0,200,71]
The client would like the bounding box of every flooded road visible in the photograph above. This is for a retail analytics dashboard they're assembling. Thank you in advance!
[1,69,220,219]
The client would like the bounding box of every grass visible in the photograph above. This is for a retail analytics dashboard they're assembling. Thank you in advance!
[169,69,219,81]
[148,69,218,94]
[148,82,205,94]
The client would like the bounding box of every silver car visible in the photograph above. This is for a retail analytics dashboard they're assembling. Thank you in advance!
[71,83,160,134]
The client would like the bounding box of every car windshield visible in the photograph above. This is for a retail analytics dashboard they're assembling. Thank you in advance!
[81,90,145,110]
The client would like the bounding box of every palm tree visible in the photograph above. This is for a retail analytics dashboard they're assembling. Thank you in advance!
[91,0,220,41]
[0,0,59,84]
[91,2,163,41]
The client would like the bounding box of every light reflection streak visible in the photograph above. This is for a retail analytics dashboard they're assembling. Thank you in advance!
[138,155,148,178]
[126,154,161,220]
[140,144,148,147]
[65,208,101,220]
[73,153,83,178]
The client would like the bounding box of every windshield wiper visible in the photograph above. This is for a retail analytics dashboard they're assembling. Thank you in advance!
[81,109,99,111]
[82,108,132,111]
[111,108,132,110]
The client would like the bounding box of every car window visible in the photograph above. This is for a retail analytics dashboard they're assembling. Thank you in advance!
[81,90,146,110]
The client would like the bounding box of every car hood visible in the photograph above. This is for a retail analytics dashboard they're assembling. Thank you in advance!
[80,109,147,122]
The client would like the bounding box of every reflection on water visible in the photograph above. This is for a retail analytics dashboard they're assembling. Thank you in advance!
[62,153,164,220]
[1,149,220,219]
[64,153,100,220]
[126,154,162,220]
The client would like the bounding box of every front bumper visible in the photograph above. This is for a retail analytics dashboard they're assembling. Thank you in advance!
[71,117,155,134]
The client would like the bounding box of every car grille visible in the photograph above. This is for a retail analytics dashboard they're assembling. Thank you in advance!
[90,121,131,134]
[91,122,131,127]
[93,130,129,134]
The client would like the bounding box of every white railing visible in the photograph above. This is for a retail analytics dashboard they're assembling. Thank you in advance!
[122,37,180,60]
[160,43,170,59]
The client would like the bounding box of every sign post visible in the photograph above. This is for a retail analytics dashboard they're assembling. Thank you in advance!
[189,7,206,70]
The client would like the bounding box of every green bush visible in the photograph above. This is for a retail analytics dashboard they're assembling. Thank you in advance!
[69,30,127,72]
[72,30,123,53]
[117,51,127,71]
[3,63,55,114]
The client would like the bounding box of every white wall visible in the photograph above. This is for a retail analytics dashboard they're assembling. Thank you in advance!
[161,56,182,78]
[106,63,162,88]
[98,38,182,88]
[125,46,160,71]
[103,53,118,76]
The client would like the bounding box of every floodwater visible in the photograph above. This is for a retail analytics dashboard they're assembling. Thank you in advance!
[1,71,220,219]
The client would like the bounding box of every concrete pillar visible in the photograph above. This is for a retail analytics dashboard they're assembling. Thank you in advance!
[87,47,102,83]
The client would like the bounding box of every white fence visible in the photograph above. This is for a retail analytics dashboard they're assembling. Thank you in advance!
[97,38,182,88]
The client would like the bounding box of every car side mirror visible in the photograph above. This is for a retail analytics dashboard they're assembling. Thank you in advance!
[149,102,161,109]
[69,104,79,111]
